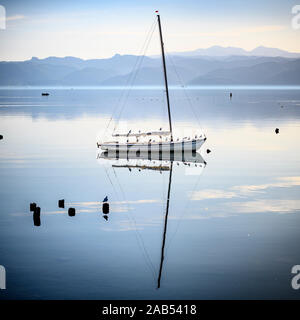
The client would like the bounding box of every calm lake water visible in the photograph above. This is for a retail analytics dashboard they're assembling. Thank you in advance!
[0,86,300,299]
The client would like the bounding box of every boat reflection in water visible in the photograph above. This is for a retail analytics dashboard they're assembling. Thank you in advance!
[98,149,206,288]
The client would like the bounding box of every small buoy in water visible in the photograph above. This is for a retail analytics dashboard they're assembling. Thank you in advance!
[102,202,109,214]
[281,105,284,108]
[34,206,41,216]
[230,92,232,99]
[206,149,211,154]
[41,92,49,96]
[275,128,279,134]
[0,135,3,140]
[30,202,37,212]
[58,199,65,208]
[68,207,76,217]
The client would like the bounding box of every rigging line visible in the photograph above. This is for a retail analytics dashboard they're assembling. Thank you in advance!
[103,165,121,201]
[111,166,157,280]
[113,21,157,132]
[113,169,157,280]
[164,167,204,256]
[108,165,156,280]
[102,17,157,137]
[103,163,157,270]
[111,19,157,134]
[165,51,204,132]
[113,24,157,133]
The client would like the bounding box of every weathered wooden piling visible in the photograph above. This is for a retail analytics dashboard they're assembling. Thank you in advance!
[58,199,65,208]
[34,206,41,216]
[30,203,37,212]
[33,213,41,226]
[68,207,76,217]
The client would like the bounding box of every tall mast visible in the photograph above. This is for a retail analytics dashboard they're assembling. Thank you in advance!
[157,161,173,289]
[157,14,173,142]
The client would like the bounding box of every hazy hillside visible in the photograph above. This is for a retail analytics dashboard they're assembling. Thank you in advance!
[61,67,118,85]
[0,46,299,86]
[188,59,300,85]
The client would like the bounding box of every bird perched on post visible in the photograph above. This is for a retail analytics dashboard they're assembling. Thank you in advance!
[103,196,108,202]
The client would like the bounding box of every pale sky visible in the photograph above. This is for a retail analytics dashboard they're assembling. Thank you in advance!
[0,0,300,61]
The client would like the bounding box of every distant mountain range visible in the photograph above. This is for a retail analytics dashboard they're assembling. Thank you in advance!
[170,45,300,58]
[0,46,299,86]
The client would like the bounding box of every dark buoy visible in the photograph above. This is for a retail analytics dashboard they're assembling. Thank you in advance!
[41,92,49,96]
[68,207,76,217]
[206,149,211,154]
[33,212,41,226]
[58,199,65,208]
[275,128,279,134]
[34,206,41,216]
[0,135,3,140]
[230,92,232,99]
[30,202,37,212]
[102,202,109,214]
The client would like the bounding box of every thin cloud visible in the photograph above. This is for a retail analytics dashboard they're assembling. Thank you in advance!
[190,176,300,201]
[229,199,300,214]
[5,15,25,22]
[232,176,300,195]
[189,189,238,201]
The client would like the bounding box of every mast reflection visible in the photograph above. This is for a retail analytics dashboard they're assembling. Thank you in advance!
[98,149,206,288]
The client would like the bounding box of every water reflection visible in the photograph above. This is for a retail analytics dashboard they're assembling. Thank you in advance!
[99,150,205,288]
[1,88,300,299]
[98,150,205,170]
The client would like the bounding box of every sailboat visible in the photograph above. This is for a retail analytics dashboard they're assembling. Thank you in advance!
[98,13,206,153]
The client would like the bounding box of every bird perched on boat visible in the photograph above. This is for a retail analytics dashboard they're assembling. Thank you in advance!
[103,196,108,202]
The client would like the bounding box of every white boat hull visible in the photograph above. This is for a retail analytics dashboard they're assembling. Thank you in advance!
[99,137,206,152]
